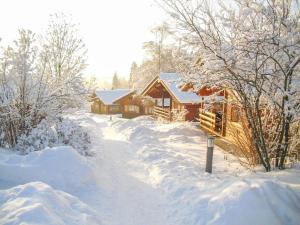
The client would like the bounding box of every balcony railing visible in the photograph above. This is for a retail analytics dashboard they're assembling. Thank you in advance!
[199,109,224,136]
[153,106,171,121]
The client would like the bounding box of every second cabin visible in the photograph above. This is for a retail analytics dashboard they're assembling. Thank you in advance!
[141,73,202,121]
[91,89,154,119]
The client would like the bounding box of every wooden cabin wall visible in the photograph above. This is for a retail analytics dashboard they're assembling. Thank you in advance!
[143,106,153,115]
[91,100,121,115]
[225,104,245,139]
[172,100,181,110]
[117,95,142,118]
[122,104,141,118]
[107,105,121,114]
[91,101,102,114]
[100,104,107,114]
[223,91,250,148]
[185,105,200,121]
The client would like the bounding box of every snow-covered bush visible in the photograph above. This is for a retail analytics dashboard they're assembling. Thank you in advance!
[0,14,87,149]
[16,118,91,156]
[16,120,58,153]
[56,118,91,156]
[171,109,187,121]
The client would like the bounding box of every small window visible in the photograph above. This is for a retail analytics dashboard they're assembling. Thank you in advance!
[145,107,153,114]
[126,105,140,113]
[231,106,241,122]
[109,105,120,112]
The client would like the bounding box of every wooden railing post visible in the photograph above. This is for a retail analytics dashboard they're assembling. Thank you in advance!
[153,106,171,121]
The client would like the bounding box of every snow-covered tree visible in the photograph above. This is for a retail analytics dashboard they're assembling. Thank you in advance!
[0,14,89,150]
[129,23,183,90]
[129,62,138,88]
[112,72,120,89]
[41,13,87,108]
[143,22,173,73]
[160,0,300,171]
[0,30,40,147]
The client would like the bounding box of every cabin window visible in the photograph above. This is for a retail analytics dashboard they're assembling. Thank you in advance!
[109,105,120,112]
[157,98,170,107]
[125,105,140,113]
[231,106,241,122]
[144,107,153,114]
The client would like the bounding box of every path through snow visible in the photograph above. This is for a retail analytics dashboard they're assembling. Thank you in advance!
[74,112,300,225]
[1,111,300,225]
[83,114,172,225]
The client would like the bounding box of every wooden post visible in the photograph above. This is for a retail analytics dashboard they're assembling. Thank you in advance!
[169,96,173,121]
[206,136,215,173]
[221,89,227,137]
[162,91,165,108]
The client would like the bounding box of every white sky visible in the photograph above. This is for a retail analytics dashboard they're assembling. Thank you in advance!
[0,0,167,81]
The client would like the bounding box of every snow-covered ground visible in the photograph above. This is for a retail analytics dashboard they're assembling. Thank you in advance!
[1,111,300,225]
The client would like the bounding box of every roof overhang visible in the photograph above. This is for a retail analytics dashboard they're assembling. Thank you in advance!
[141,76,181,103]
[141,75,202,105]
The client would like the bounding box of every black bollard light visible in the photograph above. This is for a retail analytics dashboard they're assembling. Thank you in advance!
[205,135,215,173]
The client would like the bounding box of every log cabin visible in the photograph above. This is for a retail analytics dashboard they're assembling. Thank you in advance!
[114,93,155,119]
[141,73,203,121]
[197,87,252,154]
[91,89,135,114]
[91,89,154,119]
[196,86,247,138]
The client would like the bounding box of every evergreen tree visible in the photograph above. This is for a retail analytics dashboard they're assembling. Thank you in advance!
[129,62,138,88]
[112,72,120,90]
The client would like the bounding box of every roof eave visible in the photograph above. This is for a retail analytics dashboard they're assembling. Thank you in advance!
[113,90,136,104]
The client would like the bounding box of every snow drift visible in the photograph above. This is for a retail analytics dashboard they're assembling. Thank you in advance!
[0,146,96,194]
[166,178,300,225]
[1,113,299,225]
[0,182,101,225]
[206,179,300,225]
[112,116,300,225]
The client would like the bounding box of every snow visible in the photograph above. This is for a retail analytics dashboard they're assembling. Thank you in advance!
[159,72,201,104]
[0,146,96,194]
[95,89,134,105]
[1,111,300,225]
[0,182,101,225]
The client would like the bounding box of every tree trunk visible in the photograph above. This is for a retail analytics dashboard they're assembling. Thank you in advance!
[279,119,291,169]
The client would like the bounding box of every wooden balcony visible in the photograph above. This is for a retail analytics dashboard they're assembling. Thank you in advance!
[199,110,224,136]
[153,106,171,121]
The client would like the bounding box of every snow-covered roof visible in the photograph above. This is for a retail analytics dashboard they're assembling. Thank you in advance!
[95,89,134,105]
[200,95,225,102]
[159,73,201,104]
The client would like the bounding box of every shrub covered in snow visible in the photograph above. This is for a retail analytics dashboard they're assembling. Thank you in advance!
[56,118,91,156]
[16,120,58,153]
[16,118,91,156]
[0,15,87,149]
[171,109,187,121]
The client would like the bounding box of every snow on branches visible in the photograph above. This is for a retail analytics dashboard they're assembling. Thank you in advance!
[161,0,300,171]
[0,14,87,150]
[16,118,91,156]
